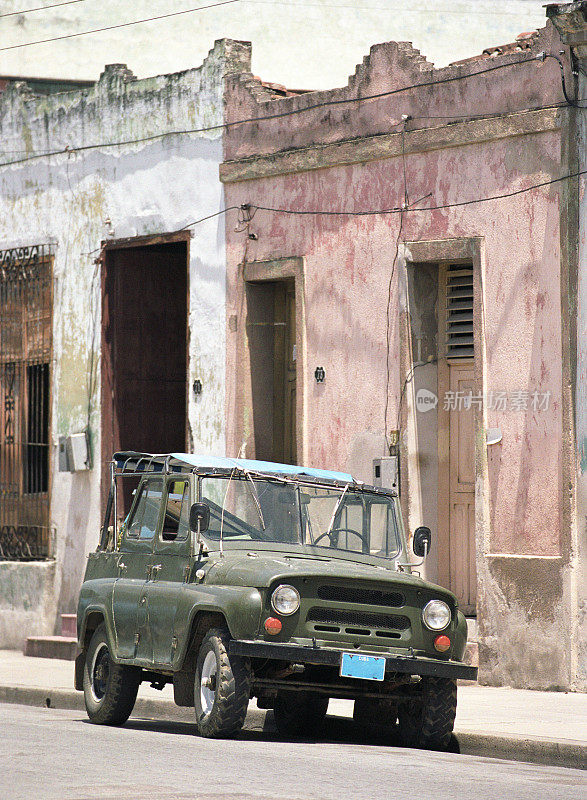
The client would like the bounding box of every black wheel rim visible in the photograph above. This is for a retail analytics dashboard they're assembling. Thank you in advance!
[91,643,110,702]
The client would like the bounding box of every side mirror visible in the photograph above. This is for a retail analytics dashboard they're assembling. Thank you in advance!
[190,502,210,534]
[413,526,431,558]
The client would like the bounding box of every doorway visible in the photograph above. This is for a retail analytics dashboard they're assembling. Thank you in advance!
[246,278,297,464]
[101,237,189,515]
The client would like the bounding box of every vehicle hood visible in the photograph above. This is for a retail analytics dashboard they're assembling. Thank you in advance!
[204,552,430,591]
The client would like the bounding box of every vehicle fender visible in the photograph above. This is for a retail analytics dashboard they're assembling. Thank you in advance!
[453,609,468,662]
[173,584,264,668]
[77,579,117,652]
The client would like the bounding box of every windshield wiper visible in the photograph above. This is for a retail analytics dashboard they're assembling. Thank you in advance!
[240,467,266,531]
[325,483,350,538]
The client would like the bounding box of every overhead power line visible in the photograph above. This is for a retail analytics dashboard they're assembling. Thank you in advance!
[0,0,88,19]
[244,169,586,218]
[1,98,580,159]
[0,54,572,168]
[171,169,586,230]
[243,0,547,17]
[0,0,240,52]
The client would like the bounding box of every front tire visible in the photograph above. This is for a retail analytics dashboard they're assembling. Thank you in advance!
[397,677,457,750]
[273,690,329,738]
[82,625,140,725]
[194,627,251,738]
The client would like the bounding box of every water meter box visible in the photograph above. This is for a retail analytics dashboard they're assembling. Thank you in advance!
[373,456,399,490]
[64,432,91,472]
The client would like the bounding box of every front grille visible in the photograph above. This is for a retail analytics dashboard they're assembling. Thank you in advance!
[307,607,411,631]
[317,585,404,607]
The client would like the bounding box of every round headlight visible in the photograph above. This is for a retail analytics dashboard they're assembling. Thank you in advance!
[422,599,451,631]
[271,584,300,616]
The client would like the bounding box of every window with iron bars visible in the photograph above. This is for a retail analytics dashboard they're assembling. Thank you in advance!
[0,245,53,560]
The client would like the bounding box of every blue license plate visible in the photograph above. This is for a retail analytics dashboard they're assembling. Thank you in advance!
[340,652,386,681]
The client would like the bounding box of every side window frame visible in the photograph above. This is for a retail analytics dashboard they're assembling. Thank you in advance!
[158,476,191,545]
[121,477,164,549]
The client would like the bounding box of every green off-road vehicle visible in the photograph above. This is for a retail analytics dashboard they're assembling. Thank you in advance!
[76,452,476,748]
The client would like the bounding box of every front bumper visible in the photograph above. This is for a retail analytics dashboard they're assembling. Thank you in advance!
[229,639,477,681]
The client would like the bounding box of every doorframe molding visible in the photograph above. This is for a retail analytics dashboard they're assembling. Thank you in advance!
[240,257,307,464]
[398,237,486,605]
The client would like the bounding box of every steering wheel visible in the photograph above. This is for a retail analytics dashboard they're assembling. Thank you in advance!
[314,527,369,551]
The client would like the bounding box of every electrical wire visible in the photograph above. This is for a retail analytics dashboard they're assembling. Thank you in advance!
[383,118,408,453]
[0,98,577,165]
[395,359,437,437]
[0,0,240,52]
[243,0,547,16]
[248,169,587,217]
[79,205,236,258]
[383,208,404,453]
[0,55,572,168]
[0,0,88,18]
[539,52,584,108]
[160,167,585,239]
[180,206,240,230]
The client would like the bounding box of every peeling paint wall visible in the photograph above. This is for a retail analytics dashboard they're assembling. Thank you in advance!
[0,38,252,648]
[222,21,584,689]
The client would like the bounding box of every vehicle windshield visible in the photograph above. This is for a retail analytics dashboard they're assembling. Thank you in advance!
[200,476,402,560]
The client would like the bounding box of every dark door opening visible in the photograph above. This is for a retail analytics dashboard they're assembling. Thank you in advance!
[246,279,296,464]
[101,239,188,516]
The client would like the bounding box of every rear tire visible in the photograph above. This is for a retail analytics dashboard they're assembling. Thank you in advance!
[83,624,140,725]
[194,627,251,738]
[273,690,329,738]
[397,677,457,750]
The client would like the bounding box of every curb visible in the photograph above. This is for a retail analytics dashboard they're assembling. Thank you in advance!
[456,731,586,771]
[0,685,193,721]
[0,684,584,770]
[0,684,268,725]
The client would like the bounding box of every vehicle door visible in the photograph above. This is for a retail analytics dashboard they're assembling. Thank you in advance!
[144,477,192,666]
[112,477,163,659]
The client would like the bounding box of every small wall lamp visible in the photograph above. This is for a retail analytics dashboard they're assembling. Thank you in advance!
[314,367,325,383]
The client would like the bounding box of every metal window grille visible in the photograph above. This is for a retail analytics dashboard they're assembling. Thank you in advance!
[445,264,474,359]
[0,245,53,561]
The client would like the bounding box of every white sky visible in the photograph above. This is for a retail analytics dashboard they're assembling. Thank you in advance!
[0,0,549,90]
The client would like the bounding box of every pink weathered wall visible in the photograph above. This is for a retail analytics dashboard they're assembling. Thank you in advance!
[226,135,562,542]
[222,21,578,688]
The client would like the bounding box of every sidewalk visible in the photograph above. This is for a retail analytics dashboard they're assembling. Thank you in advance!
[1,649,585,769]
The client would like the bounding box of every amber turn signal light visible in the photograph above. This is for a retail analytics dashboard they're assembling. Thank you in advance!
[264,617,282,635]
[434,635,451,652]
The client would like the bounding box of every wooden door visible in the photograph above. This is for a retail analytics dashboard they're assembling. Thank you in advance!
[447,365,476,613]
[101,241,188,517]
[272,281,297,464]
[437,263,476,614]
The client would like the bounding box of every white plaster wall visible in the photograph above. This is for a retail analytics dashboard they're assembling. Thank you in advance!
[0,1,549,90]
[0,40,246,646]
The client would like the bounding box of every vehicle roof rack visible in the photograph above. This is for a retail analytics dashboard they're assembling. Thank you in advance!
[110,452,395,495]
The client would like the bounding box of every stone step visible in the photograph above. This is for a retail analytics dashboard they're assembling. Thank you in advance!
[464,641,479,668]
[466,617,478,642]
[60,614,77,638]
[464,617,478,669]
[24,636,78,661]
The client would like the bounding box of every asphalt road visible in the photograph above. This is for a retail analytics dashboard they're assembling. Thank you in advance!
[1,703,585,800]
